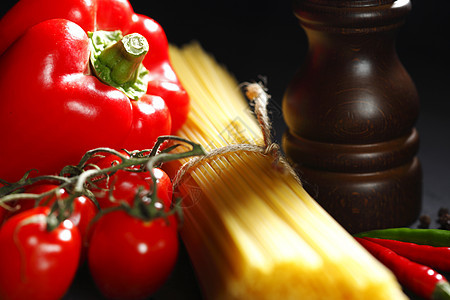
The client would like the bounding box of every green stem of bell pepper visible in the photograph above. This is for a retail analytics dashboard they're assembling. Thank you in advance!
[88,30,150,100]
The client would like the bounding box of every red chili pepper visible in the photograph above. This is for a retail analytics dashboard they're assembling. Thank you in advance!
[355,227,450,247]
[356,237,450,300]
[0,0,189,182]
[362,237,450,272]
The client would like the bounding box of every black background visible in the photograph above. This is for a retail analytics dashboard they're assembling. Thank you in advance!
[1,0,450,299]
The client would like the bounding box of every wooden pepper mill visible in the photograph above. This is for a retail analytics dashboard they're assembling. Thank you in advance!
[282,0,421,234]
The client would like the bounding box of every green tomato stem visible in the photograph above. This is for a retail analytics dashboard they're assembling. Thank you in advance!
[0,136,206,230]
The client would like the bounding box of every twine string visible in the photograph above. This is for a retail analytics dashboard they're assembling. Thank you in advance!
[172,82,300,189]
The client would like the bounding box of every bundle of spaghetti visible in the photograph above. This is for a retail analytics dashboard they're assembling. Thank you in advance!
[165,42,406,300]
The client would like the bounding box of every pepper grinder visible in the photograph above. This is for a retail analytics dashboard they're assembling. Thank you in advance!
[282,0,421,233]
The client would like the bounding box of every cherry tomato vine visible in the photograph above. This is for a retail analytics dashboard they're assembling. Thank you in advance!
[0,135,205,300]
[0,135,205,230]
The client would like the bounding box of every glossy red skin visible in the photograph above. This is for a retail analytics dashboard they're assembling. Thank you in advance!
[0,0,189,131]
[5,184,97,264]
[362,237,450,272]
[68,195,98,241]
[88,210,179,300]
[122,94,172,150]
[356,237,447,299]
[94,168,173,212]
[84,150,131,171]
[71,193,99,263]
[6,185,69,218]
[94,169,152,208]
[146,168,174,210]
[0,207,81,300]
[87,151,173,210]
[0,0,189,182]
[0,0,97,54]
[129,15,190,132]
[6,184,98,241]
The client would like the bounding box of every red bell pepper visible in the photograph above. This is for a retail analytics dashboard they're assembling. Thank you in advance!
[0,0,189,182]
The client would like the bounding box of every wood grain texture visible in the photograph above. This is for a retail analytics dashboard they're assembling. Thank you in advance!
[283,0,421,233]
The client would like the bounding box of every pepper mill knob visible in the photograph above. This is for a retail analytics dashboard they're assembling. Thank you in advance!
[282,0,421,233]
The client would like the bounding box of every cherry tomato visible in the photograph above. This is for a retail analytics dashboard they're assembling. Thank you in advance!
[84,150,130,171]
[6,184,98,263]
[92,166,174,212]
[88,210,179,300]
[7,184,98,239]
[142,168,174,211]
[6,184,68,218]
[93,169,151,209]
[69,194,98,244]
[0,207,81,300]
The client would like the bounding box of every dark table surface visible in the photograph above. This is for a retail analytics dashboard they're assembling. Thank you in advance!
[2,0,449,299]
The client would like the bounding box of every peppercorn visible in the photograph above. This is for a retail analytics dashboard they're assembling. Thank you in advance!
[437,207,450,230]
[438,207,449,218]
[418,214,431,229]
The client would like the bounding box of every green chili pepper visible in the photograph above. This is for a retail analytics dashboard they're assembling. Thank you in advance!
[354,228,450,247]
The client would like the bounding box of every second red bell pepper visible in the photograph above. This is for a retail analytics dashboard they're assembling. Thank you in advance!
[0,0,190,182]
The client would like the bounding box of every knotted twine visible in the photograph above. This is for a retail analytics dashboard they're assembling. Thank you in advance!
[172,82,301,190]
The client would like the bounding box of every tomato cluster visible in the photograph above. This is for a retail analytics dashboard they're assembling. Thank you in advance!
[0,150,180,300]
